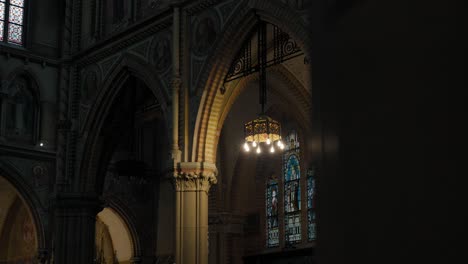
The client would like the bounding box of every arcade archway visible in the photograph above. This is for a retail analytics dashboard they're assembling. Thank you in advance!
[0,176,38,263]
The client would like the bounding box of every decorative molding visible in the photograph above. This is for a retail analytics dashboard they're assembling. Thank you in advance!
[216,0,240,26]
[173,162,218,192]
[190,10,221,58]
[0,46,60,67]
[32,163,49,189]
[149,31,172,72]
[128,39,151,60]
[0,144,55,160]
[74,16,172,68]
[98,54,121,78]
[190,58,205,93]
[185,0,220,16]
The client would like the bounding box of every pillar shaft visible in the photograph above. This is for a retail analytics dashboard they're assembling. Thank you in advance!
[173,162,217,264]
[52,195,102,264]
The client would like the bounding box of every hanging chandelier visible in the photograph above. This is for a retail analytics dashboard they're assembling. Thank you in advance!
[242,21,284,154]
[243,115,284,153]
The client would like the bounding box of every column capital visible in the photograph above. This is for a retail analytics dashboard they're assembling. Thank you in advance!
[172,162,218,192]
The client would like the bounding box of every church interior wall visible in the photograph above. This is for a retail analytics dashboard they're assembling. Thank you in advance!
[1,1,315,263]
[27,0,61,57]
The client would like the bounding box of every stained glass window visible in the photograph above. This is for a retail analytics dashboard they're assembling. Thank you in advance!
[0,21,3,41]
[10,0,23,7]
[266,175,279,247]
[0,2,4,41]
[307,168,316,241]
[1,0,25,45]
[0,3,5,20]
[284,131,301,244]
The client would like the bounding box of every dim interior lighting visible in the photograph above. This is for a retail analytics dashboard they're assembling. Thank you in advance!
[240,21,283,155]
[37,140,48,148]
[243,115,282,155]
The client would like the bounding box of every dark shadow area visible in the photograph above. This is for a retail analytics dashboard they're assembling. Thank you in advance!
[308,1,466,264]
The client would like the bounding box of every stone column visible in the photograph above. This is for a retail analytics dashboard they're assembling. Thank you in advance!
[173,162,217,264]
[51,195,102,264]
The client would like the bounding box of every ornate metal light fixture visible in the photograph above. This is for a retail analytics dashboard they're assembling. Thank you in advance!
[223,18,302,154]
[243,115,284,153]
[242,21,284,154]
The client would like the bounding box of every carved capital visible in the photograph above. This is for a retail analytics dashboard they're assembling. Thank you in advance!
[171,77,182,91]
[172,162,217,193]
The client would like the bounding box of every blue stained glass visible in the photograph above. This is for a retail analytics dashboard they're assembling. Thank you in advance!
[0,21,3,41]
[308,211,316,240]
[285,154,300,181]
[285,213,301,243]
[266,178,279,247]
[0,2,5,20]
[283,130,301,244]
[307,168,316,241]
[267,183,279,218]
[307,177,315,209]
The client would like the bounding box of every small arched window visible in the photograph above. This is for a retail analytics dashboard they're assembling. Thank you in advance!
[0,0,26,45]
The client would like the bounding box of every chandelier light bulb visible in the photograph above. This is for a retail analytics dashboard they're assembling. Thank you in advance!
[252,141,257,147]
[256,146,261,154]
[277,140,282,147]
[266,138,271,145]
[244,142,250,152]
[280,142,285,150]
[270,146,275,153]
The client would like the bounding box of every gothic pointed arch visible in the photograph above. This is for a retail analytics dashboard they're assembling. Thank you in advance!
[103,196,142,259]
[192,1,312,163]
[1,69,41,144]
[95,206,136,264]
[80,53,169,193]
[0,160,47,259]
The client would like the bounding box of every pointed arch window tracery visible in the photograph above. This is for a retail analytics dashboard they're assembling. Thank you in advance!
[265,130,317,248]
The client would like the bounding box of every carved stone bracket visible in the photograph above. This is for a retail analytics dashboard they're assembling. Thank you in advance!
[172,162,218,193]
